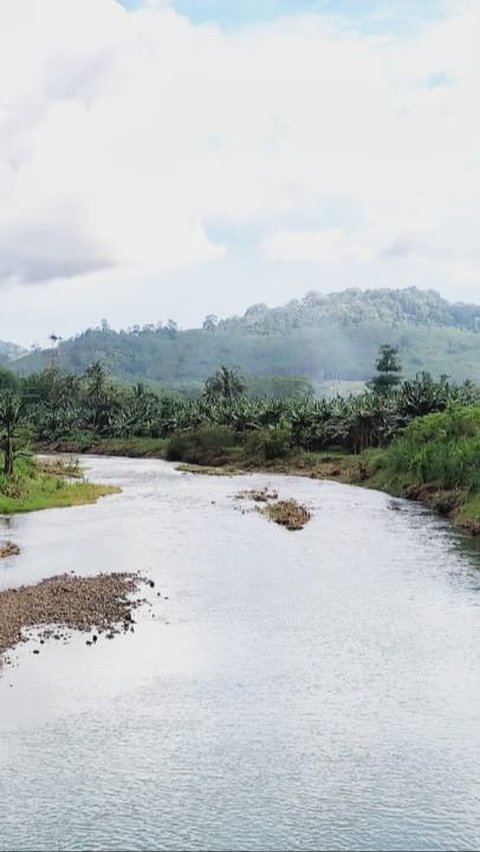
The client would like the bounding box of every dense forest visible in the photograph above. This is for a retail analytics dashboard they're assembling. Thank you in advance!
[4,288,480,394]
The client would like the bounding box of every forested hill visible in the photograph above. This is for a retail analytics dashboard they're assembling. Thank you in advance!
[10,287,480,392]
[0,340,27,363]
[211,287,480,334]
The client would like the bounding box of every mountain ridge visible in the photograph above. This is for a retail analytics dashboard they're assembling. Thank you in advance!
[8,287,480,390]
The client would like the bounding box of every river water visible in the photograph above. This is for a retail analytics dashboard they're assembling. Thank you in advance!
[1,457,480,851]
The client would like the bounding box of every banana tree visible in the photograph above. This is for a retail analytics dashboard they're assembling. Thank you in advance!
[0,391,30,477]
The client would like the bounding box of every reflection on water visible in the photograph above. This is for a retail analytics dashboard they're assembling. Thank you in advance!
[1,457,480,851]
[0,514,15,531]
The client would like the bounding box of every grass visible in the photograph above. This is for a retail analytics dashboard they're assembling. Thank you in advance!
[177,463,241,476]
[456,493,480,534]
[36,456,83,478]
[0,479,120,514]
[261,499,311,531]
[0,455,121,514]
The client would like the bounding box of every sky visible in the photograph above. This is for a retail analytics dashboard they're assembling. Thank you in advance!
[0,0,479,347]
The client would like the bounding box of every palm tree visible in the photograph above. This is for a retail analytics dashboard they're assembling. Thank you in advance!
[204,366,246,402]
[83,361,116,432]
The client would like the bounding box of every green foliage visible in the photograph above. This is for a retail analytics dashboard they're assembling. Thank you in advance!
[0,365,19,391]
[204,366,246,401]
[3,354,480,466]
[165,426,238,466]
[0,461,118,513]
[368,344,402,395]
[0,390,31,476]
[380,405,480,491]
[245,423,293,460]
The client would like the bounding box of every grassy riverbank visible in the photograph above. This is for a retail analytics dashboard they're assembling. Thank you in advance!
[365,406,480,535]
[0,456,120,514]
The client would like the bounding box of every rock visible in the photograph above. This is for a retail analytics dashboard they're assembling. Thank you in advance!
[0,572,151,663]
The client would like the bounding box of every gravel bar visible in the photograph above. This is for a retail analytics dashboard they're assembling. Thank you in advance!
[0,572,147,663]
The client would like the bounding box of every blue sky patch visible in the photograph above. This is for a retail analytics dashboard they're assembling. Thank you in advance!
[423,70,456,89]
[119,0,450,35]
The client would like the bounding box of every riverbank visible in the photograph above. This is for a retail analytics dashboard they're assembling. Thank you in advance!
[35,437,168,458]
[222,449,480,538]
[0,572,147,664]
[34,408,480,537]
[0,456,121,514]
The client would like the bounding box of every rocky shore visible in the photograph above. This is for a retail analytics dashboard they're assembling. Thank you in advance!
[0,572,148,663]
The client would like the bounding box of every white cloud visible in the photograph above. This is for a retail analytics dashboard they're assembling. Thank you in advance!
[0,0,479,342]
[262,229,376,263]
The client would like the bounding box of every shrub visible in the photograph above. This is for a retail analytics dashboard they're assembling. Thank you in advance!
[165,426,237,465]
[245,424,293,460]
[380,404,480,491]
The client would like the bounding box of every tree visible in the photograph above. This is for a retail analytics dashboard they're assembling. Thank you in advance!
[0,365,18,391]
[0,391,30,477]
[48,333,62,369]
[204,366,246,401]
[202,314,218,332]
[165,319,178,340]
[368,344,402,395]
[84,361,117,432]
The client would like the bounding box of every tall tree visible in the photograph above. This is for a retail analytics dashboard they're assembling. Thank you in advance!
[368,344,402,396]
[84,361,116,432]
[0,391,30,477]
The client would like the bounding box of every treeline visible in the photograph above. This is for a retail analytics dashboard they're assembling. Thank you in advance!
[1,357,479,464]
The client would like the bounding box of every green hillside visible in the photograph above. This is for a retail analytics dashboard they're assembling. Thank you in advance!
[10,287,480,392]
[0,340,27,364]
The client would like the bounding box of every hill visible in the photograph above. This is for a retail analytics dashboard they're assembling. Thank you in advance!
[10,287,480,393]
[0,340,27,363]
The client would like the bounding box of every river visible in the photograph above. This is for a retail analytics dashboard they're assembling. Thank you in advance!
[1,456,480,851]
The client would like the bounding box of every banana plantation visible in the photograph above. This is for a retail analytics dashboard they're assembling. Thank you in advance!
[1,360,478,464]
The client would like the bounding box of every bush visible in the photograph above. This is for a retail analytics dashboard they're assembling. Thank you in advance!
[165,426,237,465]
[380,404,480,491]
[245,424,293,460]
